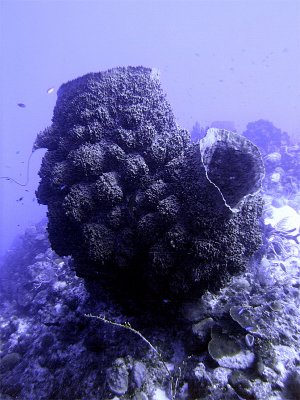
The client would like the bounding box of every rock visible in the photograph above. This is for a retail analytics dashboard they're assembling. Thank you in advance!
[230,306,261,336]
[283,370,300,400]
[257,364,279,383]
[251,379,279,400]
[0,352,21,371]
[132,361,147,389]
[35,253,46,260]
[152,388,169,400]
[132,391,149,400]
[270,172,281,183]
[192,317,215,343]
[264,205,300,233]
[272,345,299,376]
[254,257,275,287]
[188,363,212,398]
[231,276,251,291]
[208,332,255,369]
[106,358,129,396]
[16,287,34,308]
[229,370,254,399]
[212,367,231,386]
[265,152,281,163]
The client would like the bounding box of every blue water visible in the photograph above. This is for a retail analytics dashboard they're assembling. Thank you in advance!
[0,2,299,399]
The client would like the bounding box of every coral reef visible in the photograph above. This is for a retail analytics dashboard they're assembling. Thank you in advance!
[1,219,300,399]
[243,119,290,154]
[34,66,264,301]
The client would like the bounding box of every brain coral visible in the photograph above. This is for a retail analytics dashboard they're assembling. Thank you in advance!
[34,66,264,301]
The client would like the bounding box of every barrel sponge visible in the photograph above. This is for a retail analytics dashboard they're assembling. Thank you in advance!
[146,136,168,166]
[122,154,149,184]
[68,142,106,177]
[35,66,264,301]
[143,180,170,208]
[51,160,73,186]
[63,183,95,223]
[114,128,137,150]
[95,172,123,206]
[157,195,181,223]
[137,212,165,245]
[82,223,114,264]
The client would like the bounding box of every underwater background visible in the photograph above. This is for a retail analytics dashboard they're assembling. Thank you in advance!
[0,1,300,399]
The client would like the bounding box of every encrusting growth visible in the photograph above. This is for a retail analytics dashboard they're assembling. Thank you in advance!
[34,66,264,301]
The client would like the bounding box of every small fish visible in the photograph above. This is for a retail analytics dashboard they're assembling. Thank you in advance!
[245,326,254,331]
[245,334,254,347]
[47,87,55,94]
[16,197,23,202]
[238,308,244,315]
[279,262,287,272]
[16,151,20,154]
[17,103,26,108]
